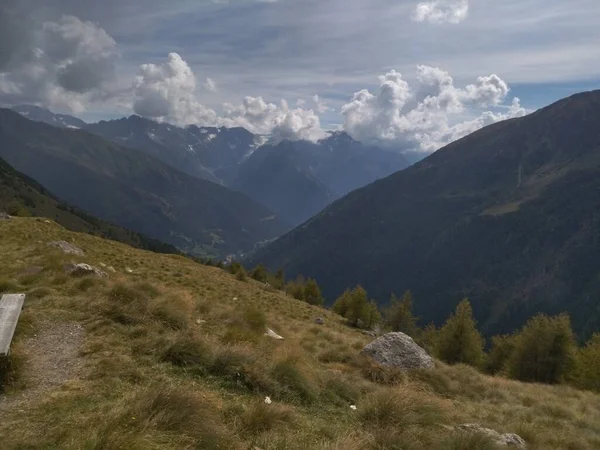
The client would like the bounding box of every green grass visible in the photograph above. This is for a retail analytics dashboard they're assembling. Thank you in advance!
[1,217,600,449]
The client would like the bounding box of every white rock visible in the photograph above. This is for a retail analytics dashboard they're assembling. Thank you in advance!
[265,328,284,340]
[264,396,272,405]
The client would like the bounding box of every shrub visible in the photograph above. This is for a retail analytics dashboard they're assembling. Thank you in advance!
[303,278,324,306]
[235,267,247,281]
[436,299,485,368]
[285,275,306,301]
[128,385,234,448]
[222,307,267,343]
[270,357,318,404]
[486,334,516,375]
[507,313,576,384]
[238,400,295,436]
[250,264,268,283]
[162,334,212,369]
[384,290,419,337]
[149,295,190,330]
[570,334,600,392]
[358,387,446,430]
[333,286,381,329]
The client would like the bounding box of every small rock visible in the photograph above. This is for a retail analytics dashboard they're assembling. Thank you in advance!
[361,330,377,337]
[49,241,84,256]
[65,263,108,278]
[455,424,527,448]
[265,328,284,340]
[44,220,51,224]
[232,297,238,301]
[264,396,272,405]
[360,332,435,370]
[0,212,11,220]
[125,267,134,274]
[314,317,325,325]
[196,319,206,325]
[99,262,107,267]
[107,266,116,273]
[350,404,357,410]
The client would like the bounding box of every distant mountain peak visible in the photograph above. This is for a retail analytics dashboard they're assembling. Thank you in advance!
[12,104,87,129]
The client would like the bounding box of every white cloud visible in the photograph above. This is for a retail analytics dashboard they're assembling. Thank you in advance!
[133,53,325,141]
[0,15,118,112]
[413,0,469,24]
[203,77,217,92]
[133,52,218,125]
[342,66,527,152]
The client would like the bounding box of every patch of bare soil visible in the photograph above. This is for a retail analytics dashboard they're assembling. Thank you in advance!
[0,322,84,411]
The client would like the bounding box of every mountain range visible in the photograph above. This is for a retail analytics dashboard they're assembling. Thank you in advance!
[13,105,410,226]
[248,90,600,339]
[0,108,287,258]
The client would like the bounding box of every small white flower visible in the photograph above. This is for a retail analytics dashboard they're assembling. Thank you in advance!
[350,405,357,410]
[264,396,272,405]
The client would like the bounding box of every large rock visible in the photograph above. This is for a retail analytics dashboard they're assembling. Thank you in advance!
[49,241,84,256]
[65,263,107,278]
[455,424,526,448]
[360,332,434,370]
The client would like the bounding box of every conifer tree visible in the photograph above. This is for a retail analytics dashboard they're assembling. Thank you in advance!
[570,334,600,392]
[272,268,285,290]
[250,264,268,283]
[384,290,418,337]
[303,278,324,306]
[332,289,351,316]
[436,299,485,368]
[508,313,576,384]
[487,334,516,375]
[345,286,370,328]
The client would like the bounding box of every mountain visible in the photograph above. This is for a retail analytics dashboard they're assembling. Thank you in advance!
[12,104,87,129]
[248,90,600,339]
[86,116,263,184]
[232,141,335,225]
[0,155,178,254]
[0,109,288,258]
[233,132,409,225]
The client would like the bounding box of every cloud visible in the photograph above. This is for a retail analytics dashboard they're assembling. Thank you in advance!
[413,0,469,24]
[341,66,527,152]
[0,13,118,112]
[203,77,218,92]
[133,52,325,141]
[220,96,325,141]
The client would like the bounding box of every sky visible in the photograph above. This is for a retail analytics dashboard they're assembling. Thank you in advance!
[1,0,599,152]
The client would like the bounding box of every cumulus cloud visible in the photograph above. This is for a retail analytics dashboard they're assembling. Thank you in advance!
[133,53,325,141]
[342,66,527,152]
[0,13,118,112]
[413,0,469,24]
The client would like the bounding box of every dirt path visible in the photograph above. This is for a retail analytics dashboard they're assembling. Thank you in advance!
[0,322,84,411]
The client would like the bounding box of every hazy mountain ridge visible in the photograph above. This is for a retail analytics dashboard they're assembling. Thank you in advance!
[248,90,600,339]
[0,108,288,258]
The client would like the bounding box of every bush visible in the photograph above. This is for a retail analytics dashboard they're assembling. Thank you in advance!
[270,357,318,404]
[333,286,381,329]
[250,265,268,283]
[436,299,485,368]
[303,278,324,306]
[570,334,600,392]
[238,400,295,436]
[384,290,419,337]
[285,275,306,301]
[486,334,516,375]
[162,334,212,369]
[235,267,247,281]
[508,313,576,384]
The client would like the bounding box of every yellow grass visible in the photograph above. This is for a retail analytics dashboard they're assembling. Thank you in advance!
[0,217,599,449]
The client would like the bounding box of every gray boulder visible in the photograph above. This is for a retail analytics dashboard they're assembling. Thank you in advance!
[49,241,85,256]
[66,263,107,278]
[314,317,325,325]
[0,212,11,220]
[455,424,526,448]
[360,332,434,370]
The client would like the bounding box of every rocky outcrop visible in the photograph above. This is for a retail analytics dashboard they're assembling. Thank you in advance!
[49,241,84,256]
[455,424,526,448]
[360,332,434,370]
[65,263,107,278]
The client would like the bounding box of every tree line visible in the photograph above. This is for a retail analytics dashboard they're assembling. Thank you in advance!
[208,260,600,393]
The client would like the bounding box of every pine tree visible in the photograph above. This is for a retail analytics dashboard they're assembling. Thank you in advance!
[508,313,576,384]
[271,268,285,290]
[285,275,306,301]
[303,278,324,306]
[384,290,418,337]
[436,299,485,368]
[570,334,600,392]
[487,334,516,375]
[250,264,268,283]
[332,289,351,316]
[345,286,370,328]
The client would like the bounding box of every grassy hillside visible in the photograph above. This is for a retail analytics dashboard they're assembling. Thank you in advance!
[0,155,177,254]
[0,109,288,258]
[249,90,600,339]
[1,218,600,449]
